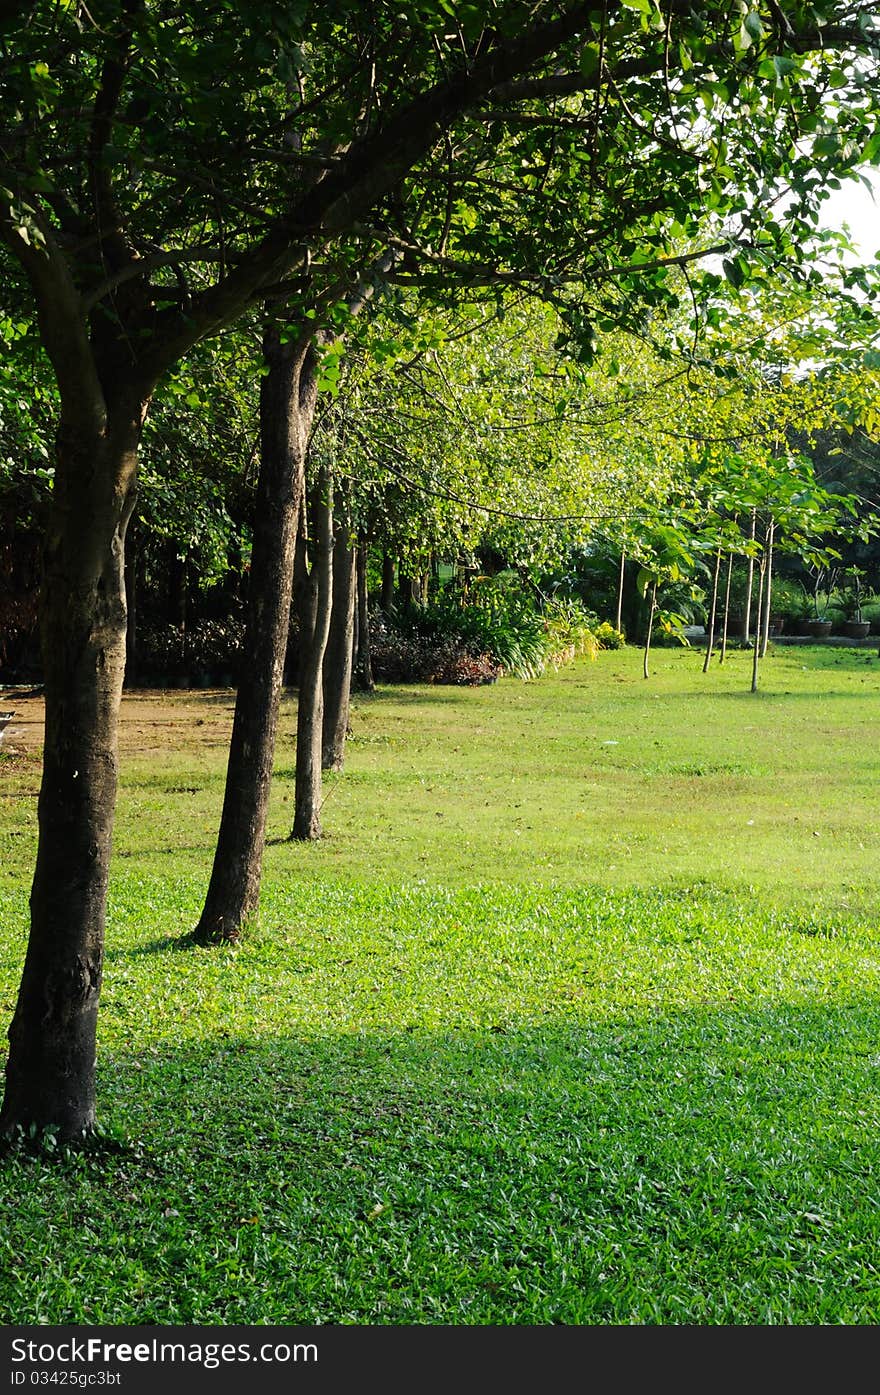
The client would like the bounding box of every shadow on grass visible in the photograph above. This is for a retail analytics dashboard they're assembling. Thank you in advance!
[350,683,486,708]
[103,934,197,960]
[615,681,880,707]
[115,845,213,859]
[4,1002,880,1323]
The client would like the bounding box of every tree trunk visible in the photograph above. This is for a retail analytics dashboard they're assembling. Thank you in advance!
[751,558,766,694]
[719,552,733,666]
[643,582,657,680]
[398,568,418,609]
[760,521,775,660]
[380,553,395,612]
[615,547,626,635]
[702,548,722,674]
[322,496,356,772]
[193,332,318,945]
[292,467,334,840]
[743,510,756,645]
[291,523,314,686]
[0,407,142,1139]
[166,543,186,628]
[354,538,375,692]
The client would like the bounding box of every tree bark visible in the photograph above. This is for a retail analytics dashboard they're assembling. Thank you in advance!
[322,494,357,772]
[398,568,419,609]
[760,521,775,660]
[380,553,395,612]
[702,548,722,674]
[743,510,756,645]
[751,557,766,694]
[167,546,187,629]
[292,467,334,840]
[291,521,314,686]
[193,331,318,945]
[0,403,142,1139]
[719,551,733,666]
[615,547,626,635]
[354,538,375,692]
[643,581,657,680]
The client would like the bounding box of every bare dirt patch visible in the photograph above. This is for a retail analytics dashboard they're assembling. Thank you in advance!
[0,687,241,762]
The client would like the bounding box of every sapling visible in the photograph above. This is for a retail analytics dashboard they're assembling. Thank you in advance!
[702,548,722,674]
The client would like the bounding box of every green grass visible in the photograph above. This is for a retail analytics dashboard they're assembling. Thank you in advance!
[2,644,880,1323]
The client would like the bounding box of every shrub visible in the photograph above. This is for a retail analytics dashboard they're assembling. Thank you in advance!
[135,624,187,674]
[594,621,625,649]
[542,596,600,666]
[429,649,500,686]
[369,617,499,685]
[379,579,601,682]
[824,605,848,633]
[769,577,811,619]
[186,618,245,674]
[135,619,244,678]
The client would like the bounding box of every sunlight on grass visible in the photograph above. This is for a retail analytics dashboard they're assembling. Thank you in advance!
[1,645,879,1323]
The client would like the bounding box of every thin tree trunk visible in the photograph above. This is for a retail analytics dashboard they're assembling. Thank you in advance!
[719,552,733,666]
[760,521,775,660]
[615,547,625,634]
[380,553,395,612]
[352,558,359,671]
[167,543,186,628]
[292,467,334,840]
[354,538,374,692]
[751,558,766,693]
[193,332,317,945]
[398,568,418,609]
[322,493,356,772]
[643,581,657,680]
[291,522,314,686]
[702,548,722,674]
[743,510,756,645]
[0,406,142,1139]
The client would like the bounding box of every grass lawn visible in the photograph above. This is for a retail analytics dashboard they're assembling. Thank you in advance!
[2,643,880,1323]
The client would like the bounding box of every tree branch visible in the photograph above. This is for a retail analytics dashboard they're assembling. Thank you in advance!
[81,247,231,311]
[0,196,105,433]
[86,4,138,276]
[135,3,597,384]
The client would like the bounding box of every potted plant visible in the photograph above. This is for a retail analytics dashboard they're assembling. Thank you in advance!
[767,577,809,636]
[840,567,871,639]
[784,580,819,636]
[804,562,836,638]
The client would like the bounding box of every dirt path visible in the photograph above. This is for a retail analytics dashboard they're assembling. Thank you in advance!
[0,687,242,760]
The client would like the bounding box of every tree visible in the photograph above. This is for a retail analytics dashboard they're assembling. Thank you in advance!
[192,326,318,944]
[2,0,879,1138]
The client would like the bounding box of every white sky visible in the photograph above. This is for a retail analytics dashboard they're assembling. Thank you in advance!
[818,167,879,259]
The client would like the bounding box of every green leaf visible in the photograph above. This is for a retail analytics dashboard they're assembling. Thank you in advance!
[743,11,764,41]
[636,567,656,598]
[722,257,747,289]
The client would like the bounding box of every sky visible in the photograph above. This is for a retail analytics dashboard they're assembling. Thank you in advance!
[818,167,880,260]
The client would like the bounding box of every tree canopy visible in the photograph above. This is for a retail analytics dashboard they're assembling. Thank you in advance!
[3,0,880,1141]
[3,0,879,388]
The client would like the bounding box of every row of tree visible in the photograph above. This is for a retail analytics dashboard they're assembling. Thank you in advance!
[1,0,879,1143]
[6,266,879,680]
